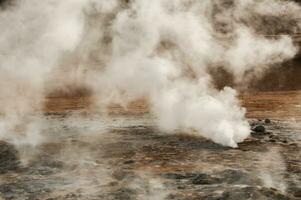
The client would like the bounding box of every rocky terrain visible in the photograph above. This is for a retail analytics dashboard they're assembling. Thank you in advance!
[0,91,300,200]
[0,0,301,199]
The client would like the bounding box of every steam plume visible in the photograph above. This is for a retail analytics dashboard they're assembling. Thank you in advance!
[0,0,300,147]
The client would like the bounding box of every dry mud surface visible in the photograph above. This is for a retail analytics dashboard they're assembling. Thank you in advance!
[0,91,300,200]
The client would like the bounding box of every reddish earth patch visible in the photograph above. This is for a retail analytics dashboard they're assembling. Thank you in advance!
[44,91,301,120]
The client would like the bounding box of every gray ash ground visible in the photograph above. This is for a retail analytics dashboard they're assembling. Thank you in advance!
[0,113,300,200]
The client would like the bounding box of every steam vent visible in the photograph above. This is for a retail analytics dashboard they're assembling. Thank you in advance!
[0,0,300,199]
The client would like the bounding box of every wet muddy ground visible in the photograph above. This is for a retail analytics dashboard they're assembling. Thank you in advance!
[0,91,300,200]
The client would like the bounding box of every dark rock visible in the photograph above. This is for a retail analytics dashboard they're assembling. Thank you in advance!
[0,0,8,5]
[163,172,199,180]
[264,119,271,124]
[260,187,292,199]
[0,0,14,8]
[123,160,135,165]
[268,134,280,141]
[177,185,186,190]
[164,173,187,180]
[65,193,81,199]
[282,139,288,144]
[114,188,136,200]
[192,173,220,185]
[203,192,230,200]
[0,141,20,174]
[253,125,266,133]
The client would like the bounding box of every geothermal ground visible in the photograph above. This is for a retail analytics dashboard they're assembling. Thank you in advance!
[1,0,301,199]
[0,91,300,200]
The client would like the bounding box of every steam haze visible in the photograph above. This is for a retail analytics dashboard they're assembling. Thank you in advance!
[0,0,300,147]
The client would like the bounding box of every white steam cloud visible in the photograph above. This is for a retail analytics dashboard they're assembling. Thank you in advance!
[0,0,300,147]
[257,147,288,193]
[0,0,87,145]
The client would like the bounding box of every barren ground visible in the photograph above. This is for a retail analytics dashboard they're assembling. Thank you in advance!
[0,91,300,200]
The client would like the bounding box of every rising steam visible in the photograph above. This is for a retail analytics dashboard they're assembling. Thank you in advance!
[0,0,300,147]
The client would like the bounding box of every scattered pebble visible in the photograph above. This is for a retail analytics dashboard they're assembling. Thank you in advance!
[253,125,266,133]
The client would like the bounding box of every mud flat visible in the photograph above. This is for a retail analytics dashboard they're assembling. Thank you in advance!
[0,91,300,200]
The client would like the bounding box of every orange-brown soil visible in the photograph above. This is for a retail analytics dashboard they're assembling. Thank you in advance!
[44,90,301,120]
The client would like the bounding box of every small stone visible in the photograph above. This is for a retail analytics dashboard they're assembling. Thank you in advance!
[253,125,265,133]
[264,119,271,124]
[177,185,186,190]
[282,140,288,143]
[123,160,135,165]
[192,174,219,185]
[164,173,187,180]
